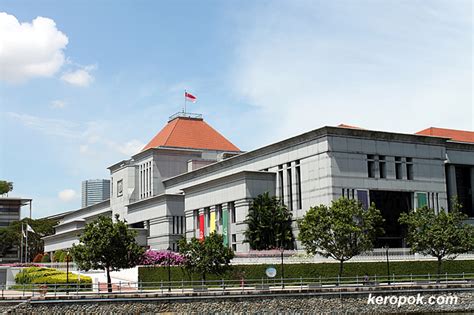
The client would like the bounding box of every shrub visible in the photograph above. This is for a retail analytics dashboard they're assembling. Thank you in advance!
[41,254,51,263]
[14,267,92,289]
[32,253,43,263]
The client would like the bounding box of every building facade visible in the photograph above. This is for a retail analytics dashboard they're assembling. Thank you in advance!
[43,112,474,255]
[0,197,32,262]
[81,179,111,208]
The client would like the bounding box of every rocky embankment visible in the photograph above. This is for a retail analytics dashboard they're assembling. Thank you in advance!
[2,290,474,314]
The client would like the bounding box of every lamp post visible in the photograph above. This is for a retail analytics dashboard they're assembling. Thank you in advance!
[167,247,172,292]
[385,245,390,285]
[280,247,285,289]
[66,250,70,295]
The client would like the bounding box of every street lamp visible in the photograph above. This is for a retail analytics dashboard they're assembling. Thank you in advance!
[66,250,70,295]
[385,245,390,285]
[280,247,285,289]
[66,251,70,284]
[167,247,172,292]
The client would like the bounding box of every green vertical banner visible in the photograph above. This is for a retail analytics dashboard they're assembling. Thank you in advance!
[416,192,427,208]
[222,209,229,247]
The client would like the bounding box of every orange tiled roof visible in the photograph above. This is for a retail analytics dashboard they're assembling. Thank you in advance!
[142,117,241,152]
[415,127,474,144]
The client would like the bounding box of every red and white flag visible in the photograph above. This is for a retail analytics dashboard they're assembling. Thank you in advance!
[185,91,197,103]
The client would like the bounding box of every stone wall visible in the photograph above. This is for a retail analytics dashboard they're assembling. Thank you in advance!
[5,290,474,314]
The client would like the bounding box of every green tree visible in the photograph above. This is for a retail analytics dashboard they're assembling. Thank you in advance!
[178,232,234,281]
[399,203,474,276]
[0,181,13,195]
[298,197,384,277]
[0,218,57,261]
[244,192,295,250]
[0,227,18,257]
[71,215,144,292]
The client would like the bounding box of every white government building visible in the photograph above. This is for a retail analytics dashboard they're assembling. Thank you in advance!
[43,112,474,255]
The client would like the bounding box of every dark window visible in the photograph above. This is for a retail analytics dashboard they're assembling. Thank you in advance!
[287,165,293,211]
[379,156,386,178]
[406,157,413,180]
[217,205,223,225]
[278,165,284,203]
[205,208,210,227]
[367,155,375,178]
[395,157,402,179]
[229,202,236,223]
[295,161,302,209]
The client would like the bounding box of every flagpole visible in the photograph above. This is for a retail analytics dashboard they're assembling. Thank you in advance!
[184,89,187,114]
[25,224,28,263]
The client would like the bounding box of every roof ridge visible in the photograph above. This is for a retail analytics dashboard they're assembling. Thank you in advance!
[162,118,180,146]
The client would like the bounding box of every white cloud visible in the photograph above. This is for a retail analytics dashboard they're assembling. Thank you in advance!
[58,189,77,202]
[50,100,66,109]
[230,1,473,146]
[7,112,144,156]
[0,12,68,83]
[60,65,95,87]
[109,140,145,156]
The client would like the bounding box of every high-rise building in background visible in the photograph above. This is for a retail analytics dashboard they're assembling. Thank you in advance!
[81,179,110,207]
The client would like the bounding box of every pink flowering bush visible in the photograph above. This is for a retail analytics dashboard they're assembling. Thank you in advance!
[139,250,185,266]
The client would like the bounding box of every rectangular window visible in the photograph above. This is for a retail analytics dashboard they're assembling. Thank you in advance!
[172,216,175,234]
[379,156,386,178]
[367,155,375,178]
[295,160,302,209]
[205,207,211,228]
[278,165,284,203]
[194,210,199,231]
[406,157,413,180]
[395,157,402,179]
[416,192,427,209]
[217,204,223,225]
[287,164,293,211]
[117,179,123,197]
[357,190,369,209]
[229,202,236,223]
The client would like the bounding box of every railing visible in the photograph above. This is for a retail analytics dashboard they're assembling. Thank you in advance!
[1,273,473,299]
[168,112,202,121]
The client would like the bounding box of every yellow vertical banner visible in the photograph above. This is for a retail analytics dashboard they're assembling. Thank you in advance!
[210,211,216,233]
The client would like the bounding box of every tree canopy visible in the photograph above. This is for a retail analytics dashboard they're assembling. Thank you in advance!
[244,192,295,250]
[0,181,13,195]
[0,218,57,261]
[298,197,384,276]
[71,215,144,292]
[178,232,234,280]
[399,202,474,275]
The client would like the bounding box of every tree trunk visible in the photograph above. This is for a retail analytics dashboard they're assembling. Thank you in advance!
[437,257,442,283]
[339,260,344,278]
[106,266,112,293]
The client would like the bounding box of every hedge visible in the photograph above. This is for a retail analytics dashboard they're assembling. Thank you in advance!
[14,267,92,289]
[138,260,474,283]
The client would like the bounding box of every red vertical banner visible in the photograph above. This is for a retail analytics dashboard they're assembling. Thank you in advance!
[199,214,205,241]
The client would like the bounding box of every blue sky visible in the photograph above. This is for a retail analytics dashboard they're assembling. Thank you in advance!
[0,0,472,218]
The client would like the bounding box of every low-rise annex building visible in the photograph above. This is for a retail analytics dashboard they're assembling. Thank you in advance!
[43,112,474,255]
